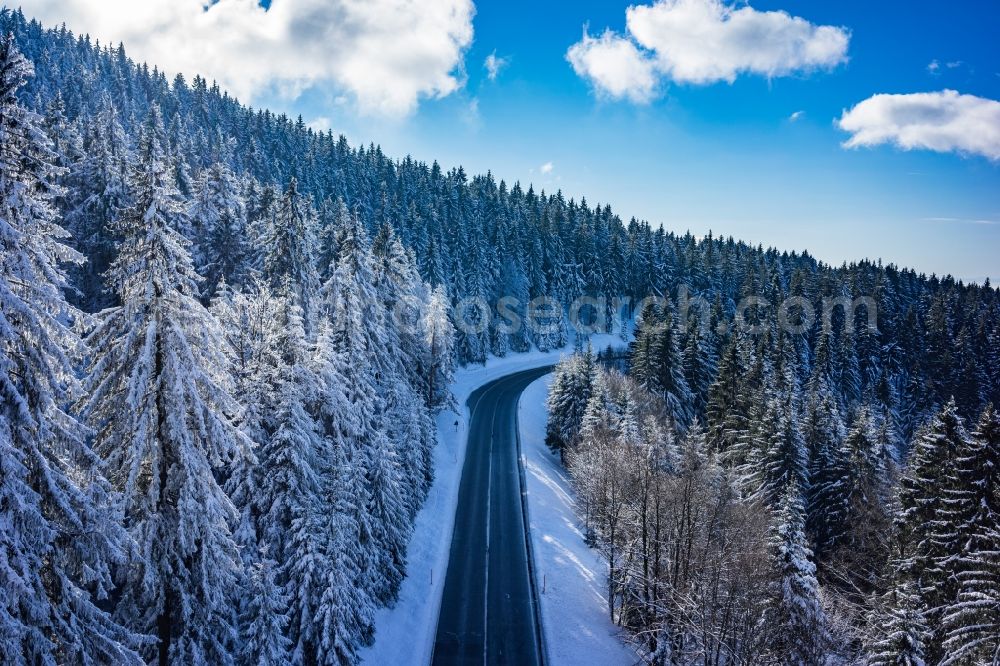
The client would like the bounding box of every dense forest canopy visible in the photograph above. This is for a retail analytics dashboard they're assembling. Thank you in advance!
[546,341,999,662]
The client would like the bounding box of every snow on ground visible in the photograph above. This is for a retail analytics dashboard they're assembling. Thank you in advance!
[519,374,640,666]
[360,334,625,666]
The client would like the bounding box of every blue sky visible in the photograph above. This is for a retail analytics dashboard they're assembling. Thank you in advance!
[23,0,1000,282]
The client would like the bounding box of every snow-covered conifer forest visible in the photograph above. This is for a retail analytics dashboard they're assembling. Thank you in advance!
[1,7,999,665]
[546,330,999,662]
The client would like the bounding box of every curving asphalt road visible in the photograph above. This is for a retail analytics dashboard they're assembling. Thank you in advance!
[432,366,553,666]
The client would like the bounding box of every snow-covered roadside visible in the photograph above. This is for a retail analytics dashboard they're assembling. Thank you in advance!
[519,375,639,666]
[360,335,624,666]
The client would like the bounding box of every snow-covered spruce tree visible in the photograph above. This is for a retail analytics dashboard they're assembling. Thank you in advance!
[249,289,331,662]
[449,215,490,363]
[893,398,971,663]
[262,177,320,321]
[748,392,809,507]
[734,332,804,504]
[83,104,246,665]
[988,319,1000,406]
[188,156,248,299]
[812,406,867,555]
[40,91,83,219]
[316,196,349,281]
[837,327,863,410]
[373,223,439,509]
[310,317,375,663]
[245,182,278,261]
[546,347,596,463]
[314,484,372,666]
[712,332,764,471]
[63,94,130,310]
[240,553,292,665]
[0,34,143,666]
[208,281,265,611]
[421,283,456,411]
[867,576,929,666]
[323,210,411,606]
[212,280,278,633]
[941,404,1000,663]
[768,481,830,664]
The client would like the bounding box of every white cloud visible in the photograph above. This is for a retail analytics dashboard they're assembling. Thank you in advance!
[484,50,509,81]
[567,0,849,100]
[927,59,941,74]
[540,161,554,174]
[838,90,1000,161]
[566,29,658,103]
[628,0,850,83]
[789,110,804,121]
[307,116,332,132]
[18,0,475,117]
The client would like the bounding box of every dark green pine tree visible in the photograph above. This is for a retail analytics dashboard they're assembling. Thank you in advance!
[924,295,956,409]
[705,337,745,454]
[987,317,1000,407]
[802,381,846,560]
[316,196,348,280]
[629,300,660,391]
[63,95,130,310]
[952,326,984,419]
[723,339,767,472]
[817,407,894,596]
[650,301,695,428]
[682,315,717,420]
[630,300,694,428]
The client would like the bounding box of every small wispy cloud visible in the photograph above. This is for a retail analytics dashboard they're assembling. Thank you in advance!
[540,161,554,175]
[929,59,966,75]
[484,50,510,81]
[923,216,999,226]
[789,110,804,122]
[460,97,481,129]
